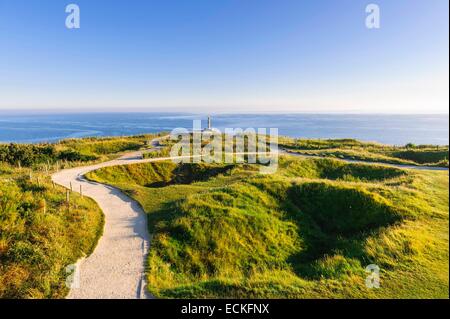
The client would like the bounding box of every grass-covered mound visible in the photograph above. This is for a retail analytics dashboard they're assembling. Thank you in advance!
[87,156,449,298]
[281,157,406,181]
[86,161,236,188]
[289,182,402,236]
[0,164,103,298]
[280,137,449,168]
[391,149,449,165]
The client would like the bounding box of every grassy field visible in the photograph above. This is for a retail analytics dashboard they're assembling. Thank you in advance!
[0,163,104,298]
[280,137,449,168]
[87,156,449,299]
[1,133,448,299]
[58,135,153,158]
[0,134,163,298]
[0,133,162,170]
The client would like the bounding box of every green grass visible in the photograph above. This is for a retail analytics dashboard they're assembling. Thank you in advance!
[0,133,163,170]
[0,163,104,298]
[0,133,171,298]
[2,132,447,299]
[143,133,275,161]
[390,149,449,164]
[86,156,449,299]
[59,135,149,156]
[280,137,449,167]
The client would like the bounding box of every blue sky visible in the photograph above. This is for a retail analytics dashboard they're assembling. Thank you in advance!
[0,0,448,113]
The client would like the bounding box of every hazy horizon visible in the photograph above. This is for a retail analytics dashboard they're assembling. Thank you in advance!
[1,108,449,115]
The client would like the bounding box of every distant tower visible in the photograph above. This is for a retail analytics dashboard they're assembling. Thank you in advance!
[203,115,218,133]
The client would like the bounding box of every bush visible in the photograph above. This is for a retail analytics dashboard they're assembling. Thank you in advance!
[0,144,56,167]
[57,149,97,162]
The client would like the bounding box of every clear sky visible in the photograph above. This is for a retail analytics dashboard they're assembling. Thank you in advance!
[0,0,448,113]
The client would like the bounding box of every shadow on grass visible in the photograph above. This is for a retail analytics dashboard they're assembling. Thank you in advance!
[284,182,403,279]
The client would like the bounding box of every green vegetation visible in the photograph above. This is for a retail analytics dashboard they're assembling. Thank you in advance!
[391,149,449,165]
[143,146,171,159]
[0,163,103,298]
[87,156,449,299]
[142,133,274,160]
[280,137,449,167]
[1,133,448,299]
[87,161,236,188]
[0,135,165,298]
[0,134,161,169]
[0,134,164,298]
[59,135,148,157]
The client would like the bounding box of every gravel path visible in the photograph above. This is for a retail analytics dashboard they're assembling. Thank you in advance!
[51,137,170,299]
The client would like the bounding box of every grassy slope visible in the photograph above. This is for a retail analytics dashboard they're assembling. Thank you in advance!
[0,133,162,170]
[0,164,104,298]
[58,135,150,158]
[87,156,449,299]
[0,134,167,298]
[280,137,449,168]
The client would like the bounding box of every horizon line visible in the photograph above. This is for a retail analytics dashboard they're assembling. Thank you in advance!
[0,108,449,116]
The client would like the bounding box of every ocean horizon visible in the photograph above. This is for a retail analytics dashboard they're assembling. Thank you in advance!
[0,112,448,146]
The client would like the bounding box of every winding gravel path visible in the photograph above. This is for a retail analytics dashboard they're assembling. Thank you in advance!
[51,137,171,299]
[51,137,447,299]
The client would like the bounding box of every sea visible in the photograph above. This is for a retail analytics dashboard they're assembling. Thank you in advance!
[0,112,448,146]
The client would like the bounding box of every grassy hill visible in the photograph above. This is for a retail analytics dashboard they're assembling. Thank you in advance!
[1,133,448,298]
[87,156,449,298]
[0,164,103,298]
[0,134,161,298]
[279,137,449,168]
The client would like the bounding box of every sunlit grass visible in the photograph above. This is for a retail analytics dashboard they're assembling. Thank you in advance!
[87,156,449,298]
[279,137,449,167]
[0,163,104,298]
